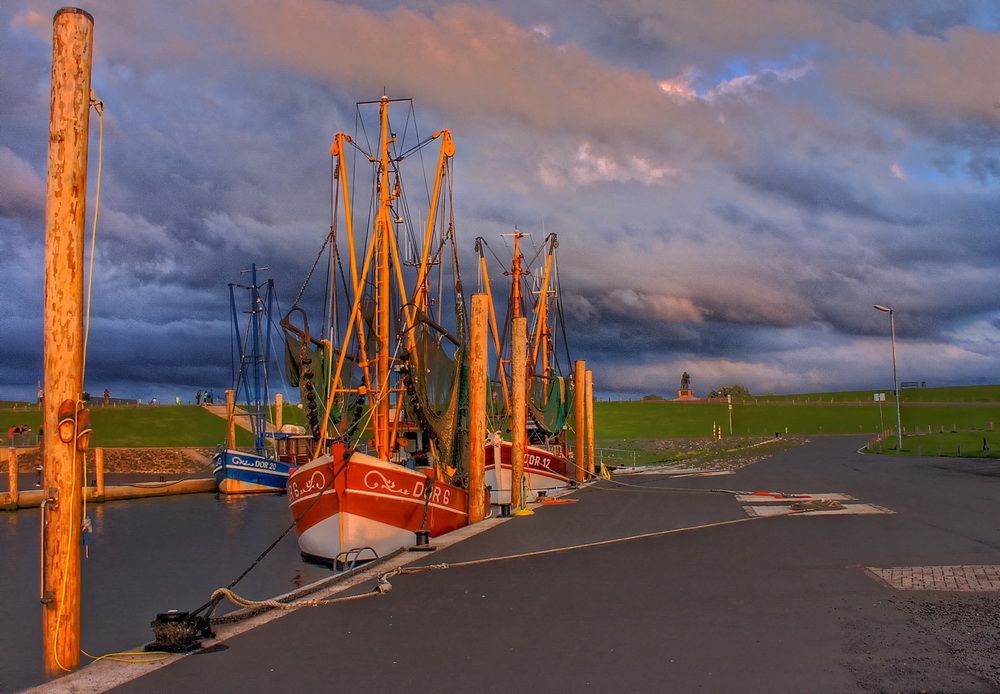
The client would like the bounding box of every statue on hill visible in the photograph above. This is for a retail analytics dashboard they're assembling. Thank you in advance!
[680,372,690,391]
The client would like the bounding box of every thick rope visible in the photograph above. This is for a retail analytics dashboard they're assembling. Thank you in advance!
[82,648,170,664]
[209,583,390,611]
[192,454,351,620]
[81,93,103,385]
[389,510,804,574]
[591,474,755,496]
[211,508,803,612]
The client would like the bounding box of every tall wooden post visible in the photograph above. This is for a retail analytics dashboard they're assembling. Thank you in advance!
[510,316,527,509]
[226,389,236,449]
[6,449,18,508]
[574,360,586,482]
[42,6,93,677]
[467,294,488,522]
[585,369,595,476]
[275,392,283,431]
[93,448,104,501]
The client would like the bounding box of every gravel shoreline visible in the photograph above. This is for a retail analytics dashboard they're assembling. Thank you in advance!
[4,447,217,475]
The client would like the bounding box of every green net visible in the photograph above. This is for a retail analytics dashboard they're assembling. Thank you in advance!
[284,331,362,440]
[527,373,574,436]
[486,379,508,431]
[400,302,469,479]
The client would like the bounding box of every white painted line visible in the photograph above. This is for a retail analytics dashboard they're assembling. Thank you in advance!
[619,468,694,475]
[619,468,735,477]
[742,503,895,517]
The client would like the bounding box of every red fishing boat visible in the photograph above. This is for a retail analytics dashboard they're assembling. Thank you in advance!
[476,231,576,506]
[283,95,471,567]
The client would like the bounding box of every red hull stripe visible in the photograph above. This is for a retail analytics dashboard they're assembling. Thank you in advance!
[288,455,468,539]
[486,441,572,481]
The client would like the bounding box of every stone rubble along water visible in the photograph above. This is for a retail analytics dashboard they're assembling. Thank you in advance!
[7,447,215,474]
[8,438,807,477]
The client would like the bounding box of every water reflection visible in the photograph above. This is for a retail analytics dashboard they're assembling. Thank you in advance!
[0,493,331,694]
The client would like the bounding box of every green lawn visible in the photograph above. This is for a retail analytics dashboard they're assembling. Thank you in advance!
[0,403,307,448]
[742,384,1000,404]
[594,398,1000,439]
[595,401,887,437]
[592,397,1000,461]
[866,430,1000,457]
[2,384,998,458]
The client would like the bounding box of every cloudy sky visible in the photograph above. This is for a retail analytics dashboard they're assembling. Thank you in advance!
[3,0,1000,403]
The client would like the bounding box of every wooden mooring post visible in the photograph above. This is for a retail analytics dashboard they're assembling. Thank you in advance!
[467,294,488,523]
[510,316,527,509]
[585,369,595,476]
[42,6,94,677]
[92,448,105,501]
[226,389,236,449]
[5,448,18,508]
[574,360,586,481]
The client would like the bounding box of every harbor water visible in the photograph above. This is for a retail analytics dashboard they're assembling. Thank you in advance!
[0,492,333,693]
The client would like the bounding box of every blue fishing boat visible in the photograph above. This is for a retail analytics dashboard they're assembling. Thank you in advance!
[213,264,310,494]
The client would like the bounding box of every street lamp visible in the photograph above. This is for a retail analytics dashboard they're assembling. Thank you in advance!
[874,305,903,453]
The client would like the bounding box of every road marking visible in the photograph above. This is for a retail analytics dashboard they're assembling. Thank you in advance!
[866,565,1000,592]
[734,492,855,503]
[621,468,734,477]
[742,503,894,517]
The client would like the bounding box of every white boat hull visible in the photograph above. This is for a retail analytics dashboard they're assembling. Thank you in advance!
[484,440,574,504]
[212,449,296,494]
[287,449,469,567]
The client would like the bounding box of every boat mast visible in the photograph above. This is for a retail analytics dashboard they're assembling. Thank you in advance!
[504,230,529,418]
[315,97,456,460]
[475,237,510,410]
[504,229,526,320]
[531,234,557,378]
[233,263,272,454]
[493,229,527,397]
[373,95,394,459]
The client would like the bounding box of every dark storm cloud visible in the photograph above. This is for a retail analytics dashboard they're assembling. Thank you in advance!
[732,160,893,222]
[3,0,1000,402]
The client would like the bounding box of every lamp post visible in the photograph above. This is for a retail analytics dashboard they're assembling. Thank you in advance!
[874,305,902,452]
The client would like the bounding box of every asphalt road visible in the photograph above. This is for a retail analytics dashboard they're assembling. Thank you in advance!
[36,435,1000,693]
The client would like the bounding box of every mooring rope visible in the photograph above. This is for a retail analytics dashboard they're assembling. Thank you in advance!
[191,452,352,621]
[82,648,170,664]
[210,507,804,613]
[590,473,756,496]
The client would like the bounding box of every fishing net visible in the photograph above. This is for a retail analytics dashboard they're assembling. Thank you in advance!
[283,331,362,441]
[486,379,508,431]
[400,302,469,480]
[527,373,573,436]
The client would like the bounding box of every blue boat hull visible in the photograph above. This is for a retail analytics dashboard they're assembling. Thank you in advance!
[212,449,297,494]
